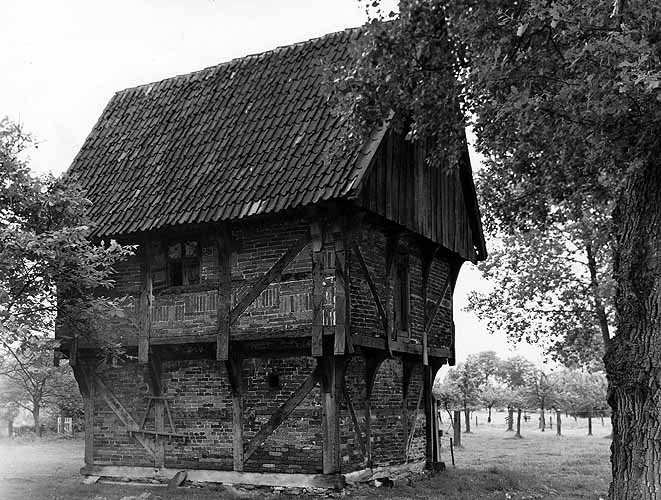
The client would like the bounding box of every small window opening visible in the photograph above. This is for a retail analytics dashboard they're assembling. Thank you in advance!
[152,240,201,291]
[268,372,280,390]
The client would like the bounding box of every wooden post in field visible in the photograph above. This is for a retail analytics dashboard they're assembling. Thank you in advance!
[453,410,461,448]
[556,409,562,436]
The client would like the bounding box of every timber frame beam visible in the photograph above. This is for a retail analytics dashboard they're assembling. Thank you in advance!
[243,366,321,462]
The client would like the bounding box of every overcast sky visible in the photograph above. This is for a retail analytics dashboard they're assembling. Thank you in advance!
[1,0,544,365]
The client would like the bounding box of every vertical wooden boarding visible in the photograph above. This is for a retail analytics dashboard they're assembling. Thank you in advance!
[311,222,324,357]
[138,241,153,364]
[216,232,232,361]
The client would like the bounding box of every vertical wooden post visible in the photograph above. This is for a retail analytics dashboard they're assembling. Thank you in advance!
[424,365,433,465]
[84,366,94,467]
[226,356,244,472]
[216,231,232,361]
[145,355,164,467]
[138,241,153,364]
[333,226,347,355]
[320,356,341,474]
[311,222,324,357]
[232,393,244,471]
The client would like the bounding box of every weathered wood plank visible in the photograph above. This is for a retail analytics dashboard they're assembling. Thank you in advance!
[230,233,311,325]
[244,369,320,461]
[352,244,388,336]
[80,465,345,489]
[138,241,153,364]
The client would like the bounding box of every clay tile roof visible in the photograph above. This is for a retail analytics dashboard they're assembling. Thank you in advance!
[69,27,383,238]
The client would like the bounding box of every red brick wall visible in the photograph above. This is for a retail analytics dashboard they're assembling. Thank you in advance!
[89,350,426,473]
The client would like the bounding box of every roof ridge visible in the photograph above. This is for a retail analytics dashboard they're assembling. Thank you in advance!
[114,25,363,97]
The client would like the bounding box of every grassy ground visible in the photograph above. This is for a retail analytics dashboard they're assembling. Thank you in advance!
[0,411,611,500]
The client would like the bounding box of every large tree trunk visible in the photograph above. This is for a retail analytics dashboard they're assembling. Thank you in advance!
[507,407,514,431]
[33,406,41,437]
[606,162,661,500]
[588,413,593,436]
[556,410,562,436]
[488,406,492,423]
[464,406,471,433]
[7,418,13,439]
[514,408,522,438]
[540,407,545,432]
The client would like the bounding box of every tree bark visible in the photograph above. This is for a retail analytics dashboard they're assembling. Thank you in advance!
[507,407,514,431]
[33,406,41,437]
[588,413,593,436]
[7,419,13,439]
[605,161,661,500]
[556,410,562,436]
[515,408,522,438]
[586,243,611,349]
[488,406,492,423]
[464,406,471,433]
[540,407,545,432]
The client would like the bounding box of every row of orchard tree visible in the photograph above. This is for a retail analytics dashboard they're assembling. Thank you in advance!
[433,351,608,438]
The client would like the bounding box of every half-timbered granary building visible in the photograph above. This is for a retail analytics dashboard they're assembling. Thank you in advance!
[59,28,486,488]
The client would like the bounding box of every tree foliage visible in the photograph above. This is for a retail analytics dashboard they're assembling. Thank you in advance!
[334,3,660,494]
[0,118,131,356]
[467,219,613,368]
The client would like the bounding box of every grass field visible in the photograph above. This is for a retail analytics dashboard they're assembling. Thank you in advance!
[0,411,611,500]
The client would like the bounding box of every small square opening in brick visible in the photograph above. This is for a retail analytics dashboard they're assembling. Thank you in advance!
[268,372,280,390]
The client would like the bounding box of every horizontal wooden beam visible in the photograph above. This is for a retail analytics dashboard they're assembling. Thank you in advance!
[80,465,345,489]
[352,334,452,359]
